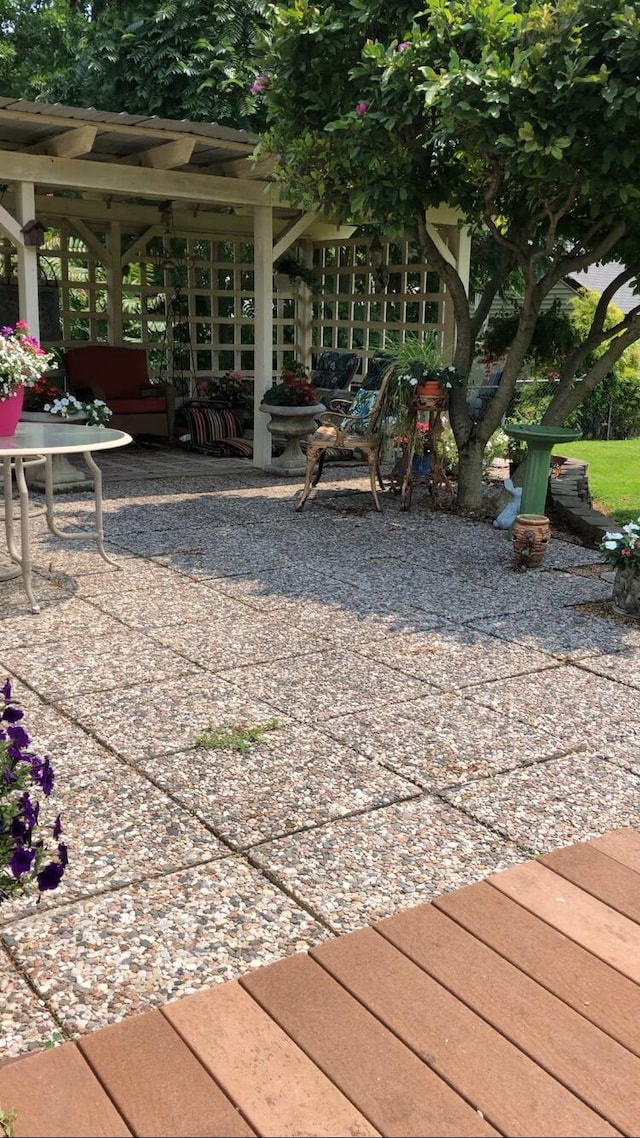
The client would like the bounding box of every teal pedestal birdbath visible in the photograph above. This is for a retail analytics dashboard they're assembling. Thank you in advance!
[504,423,582,516]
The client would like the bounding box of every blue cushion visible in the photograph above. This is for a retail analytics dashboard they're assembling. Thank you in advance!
[340,388,378,435]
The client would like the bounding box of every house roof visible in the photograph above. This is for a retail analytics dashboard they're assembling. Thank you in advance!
[567,262,640,314]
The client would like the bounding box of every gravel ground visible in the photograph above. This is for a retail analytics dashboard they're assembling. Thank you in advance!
[0,449,636,1056]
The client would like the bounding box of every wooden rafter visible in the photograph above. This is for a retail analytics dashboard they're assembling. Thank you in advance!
[27,125,98,159]
[117,137,195,170]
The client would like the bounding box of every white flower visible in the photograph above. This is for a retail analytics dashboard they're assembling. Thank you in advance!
[604,532,623,541]
[603,540,619,550]
[623,523,640,533]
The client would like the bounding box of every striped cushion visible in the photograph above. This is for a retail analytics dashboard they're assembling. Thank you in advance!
[183,403,242,446]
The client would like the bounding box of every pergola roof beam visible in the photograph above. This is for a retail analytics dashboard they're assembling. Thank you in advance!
[27,125,98,159]
[117,137,195,170]
[0,149,278,208]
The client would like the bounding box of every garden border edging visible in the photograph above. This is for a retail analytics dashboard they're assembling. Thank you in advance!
[549,456,612,547]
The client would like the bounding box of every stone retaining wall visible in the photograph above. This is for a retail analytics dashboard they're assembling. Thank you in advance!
[549,456,612,546]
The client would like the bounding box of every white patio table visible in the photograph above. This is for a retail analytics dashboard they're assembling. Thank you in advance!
[0,423,132,612]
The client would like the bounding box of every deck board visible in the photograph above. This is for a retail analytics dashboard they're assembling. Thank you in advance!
[79,1009,255,1138]
[433,879,640,1057]
[241,951,498,1138]
[539,843,640,923]
[488,860,640,983]
[310,925,610,1137]
[163,980,379,1138]
[2,829,640,1138]
[377,903,637,1135]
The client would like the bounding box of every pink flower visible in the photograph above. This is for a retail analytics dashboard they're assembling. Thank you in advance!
[250,76,271,95]
[355,102,368,116]
[398,41,410,51]
[622,547,632,556]
[15,321,28,329]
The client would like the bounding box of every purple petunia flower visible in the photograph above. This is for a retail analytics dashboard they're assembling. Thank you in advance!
[52,813,63,840]
[9,845,35,878]
[32,756,55,796]
[10,816,28,840]
[57,843,68,868]
[20,792,39,829]
[398,41,410,51]
[8,723,31,749]
[37,861,64,891]
[1,678,12,700]
[355,101,369,116]
[2,705,24,723]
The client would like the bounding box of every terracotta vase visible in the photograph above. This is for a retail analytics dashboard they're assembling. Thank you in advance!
[612,565,640,620]
[0,385,24,437]
[512,513,551,569]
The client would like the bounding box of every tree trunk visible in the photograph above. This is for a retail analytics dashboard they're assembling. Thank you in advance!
[455,438,487,512]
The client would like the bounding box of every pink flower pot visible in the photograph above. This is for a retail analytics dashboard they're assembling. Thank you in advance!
[0,386,24,437]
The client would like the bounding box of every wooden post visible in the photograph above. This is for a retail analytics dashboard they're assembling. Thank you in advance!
[107,220,123,345]
[15,182,40,340]
[253,204,274,469]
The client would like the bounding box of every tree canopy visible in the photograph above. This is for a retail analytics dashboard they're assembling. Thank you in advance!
[258,0,640,506]
[0,0,268,128]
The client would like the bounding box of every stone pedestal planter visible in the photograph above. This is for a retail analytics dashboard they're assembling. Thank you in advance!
[612,566,640,620]
[259,402,325,475]
[20,412,93,492]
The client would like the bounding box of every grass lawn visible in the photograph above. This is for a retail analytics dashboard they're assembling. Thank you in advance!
[555,438,640,525]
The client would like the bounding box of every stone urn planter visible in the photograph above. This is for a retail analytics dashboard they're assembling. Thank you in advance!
[259,402,325,475]
[20,411,93,492]
[612,566,640,620]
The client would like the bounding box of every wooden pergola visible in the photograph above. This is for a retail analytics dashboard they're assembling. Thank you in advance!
[0,97,471,469]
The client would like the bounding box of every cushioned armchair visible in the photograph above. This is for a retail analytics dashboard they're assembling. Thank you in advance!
[65,346,174,440]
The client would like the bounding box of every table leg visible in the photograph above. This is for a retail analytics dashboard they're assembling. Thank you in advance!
[84,450,119,567]
[14,457,39,613]
[3,456,20,563]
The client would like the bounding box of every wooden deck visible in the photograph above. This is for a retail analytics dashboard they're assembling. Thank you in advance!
[2,828,640,1137]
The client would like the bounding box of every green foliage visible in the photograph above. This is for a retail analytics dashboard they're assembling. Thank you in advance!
[0,1104,16,1138]
[0,0,268,128]
[195,719,280,754]
[483,302,575,372]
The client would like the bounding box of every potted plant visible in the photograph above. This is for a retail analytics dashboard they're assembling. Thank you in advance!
[0,322,53,437]
[195,370,253,430]
[274,254,320,295]
[600,519,640,619]
[259,362,325,473]
[385,331,456,402]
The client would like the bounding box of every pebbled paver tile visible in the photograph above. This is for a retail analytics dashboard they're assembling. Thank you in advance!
[0,860,329,1036]
[219,650,433,721]
[51,672,291,761]
[139,723,418,849]
[462,664,640,751]
[0,951,62,1058]
[443,753,640,853]
[251,795,522,932]
[322,694,575,789]
[2,628,201,699]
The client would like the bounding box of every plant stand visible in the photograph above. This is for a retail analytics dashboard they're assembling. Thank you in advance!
[259,402,325,475]
[20,412,94,492]
[393,393,451,511]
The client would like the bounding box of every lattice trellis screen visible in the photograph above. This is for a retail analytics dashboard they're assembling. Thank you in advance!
[0,225,452,395]
[310,235,448,376]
